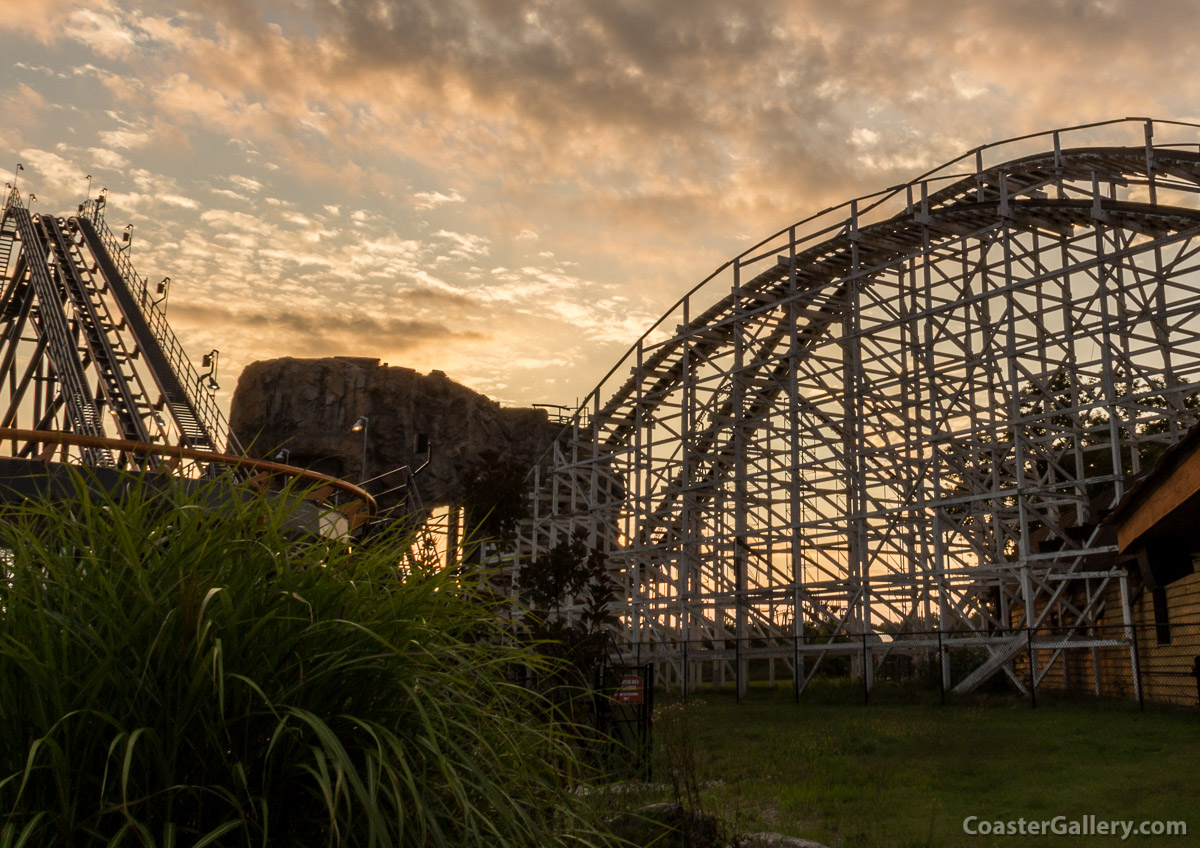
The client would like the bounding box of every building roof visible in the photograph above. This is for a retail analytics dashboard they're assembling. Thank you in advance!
[1105,420,1200,588]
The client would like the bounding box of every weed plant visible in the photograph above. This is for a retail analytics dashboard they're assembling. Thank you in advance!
[0,472,608,847]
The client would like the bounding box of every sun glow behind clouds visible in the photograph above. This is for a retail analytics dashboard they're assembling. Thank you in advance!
[2,0,1197,409]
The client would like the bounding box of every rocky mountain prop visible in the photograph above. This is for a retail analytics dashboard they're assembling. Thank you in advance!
[229,357,564,513]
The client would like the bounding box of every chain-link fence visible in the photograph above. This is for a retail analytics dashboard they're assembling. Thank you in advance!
[621,621,1200,709]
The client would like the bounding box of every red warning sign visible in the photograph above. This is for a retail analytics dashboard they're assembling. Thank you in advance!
[614,673,644,703]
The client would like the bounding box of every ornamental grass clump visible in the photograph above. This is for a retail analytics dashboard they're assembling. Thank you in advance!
[0,473,606,847]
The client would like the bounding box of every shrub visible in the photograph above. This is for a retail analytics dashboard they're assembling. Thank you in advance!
[0,472,606,847]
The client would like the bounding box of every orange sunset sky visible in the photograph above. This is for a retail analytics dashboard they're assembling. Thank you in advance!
[2,0,1198,413]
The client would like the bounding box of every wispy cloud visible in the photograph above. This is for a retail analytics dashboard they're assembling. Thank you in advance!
[3,0,1200,407]
[413,189,465,209]
[229,175,263,193]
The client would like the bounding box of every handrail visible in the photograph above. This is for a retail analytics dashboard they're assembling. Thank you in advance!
[0,427,376,520]
[45,216,153,444]
[566,117,1200,425]
[515,116,1200,498]
[77,200,243,455]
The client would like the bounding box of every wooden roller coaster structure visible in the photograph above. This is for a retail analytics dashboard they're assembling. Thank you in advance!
[519,118,1200,699]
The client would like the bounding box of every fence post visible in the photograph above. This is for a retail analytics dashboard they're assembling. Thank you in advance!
[1027,628,1037,709]
[1130,623,1145,712]
[794,632,800,704]
[937,626,946,706]
[735,634,742,705]
[642,663,655,781]
[682,635,688,703]
[862,630,870,706]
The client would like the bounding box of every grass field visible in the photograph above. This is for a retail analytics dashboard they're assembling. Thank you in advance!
[625,683,1200,847]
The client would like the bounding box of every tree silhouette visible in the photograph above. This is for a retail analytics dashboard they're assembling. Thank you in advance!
[459,449,529,549]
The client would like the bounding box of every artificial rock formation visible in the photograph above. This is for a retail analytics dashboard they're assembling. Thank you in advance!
[229,357,563,512]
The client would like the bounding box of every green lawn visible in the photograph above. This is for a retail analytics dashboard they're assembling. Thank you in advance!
[632,684,1199,847]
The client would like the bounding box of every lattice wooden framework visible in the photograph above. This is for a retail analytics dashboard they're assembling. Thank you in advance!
[519,118,1200,697]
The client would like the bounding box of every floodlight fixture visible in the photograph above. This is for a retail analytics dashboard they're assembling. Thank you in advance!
[198,349,220,392]
[154,277,170,310]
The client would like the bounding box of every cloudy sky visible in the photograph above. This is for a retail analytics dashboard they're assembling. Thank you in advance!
[2,0,1198,411]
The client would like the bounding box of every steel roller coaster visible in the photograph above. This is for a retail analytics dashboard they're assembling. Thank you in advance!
[0,185,373,532]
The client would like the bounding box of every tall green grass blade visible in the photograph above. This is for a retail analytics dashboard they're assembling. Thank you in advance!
[0,470,613,846]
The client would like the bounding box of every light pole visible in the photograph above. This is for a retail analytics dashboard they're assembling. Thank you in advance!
[352,415,369,482]
[199,349,220,392]
[153,277,170,311]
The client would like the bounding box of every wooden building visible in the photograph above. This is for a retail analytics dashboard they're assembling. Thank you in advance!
[1105,423,1200,704]
[1015,425,1200,705]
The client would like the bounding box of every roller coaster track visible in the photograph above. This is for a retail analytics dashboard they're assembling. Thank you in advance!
[0,187,239,465]
[521,117,1200,697]
[0,186,375,535]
